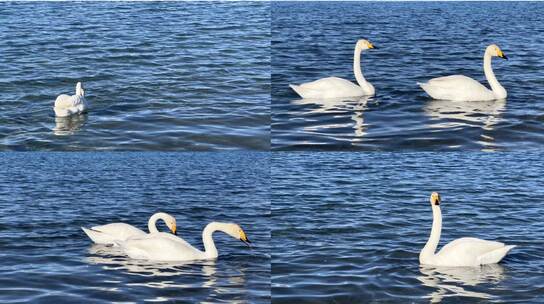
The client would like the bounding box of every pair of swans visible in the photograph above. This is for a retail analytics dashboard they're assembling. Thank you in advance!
[290,39,508,102]
[420,192,515,267]
[54,82,88,117]
[82,212,251,262]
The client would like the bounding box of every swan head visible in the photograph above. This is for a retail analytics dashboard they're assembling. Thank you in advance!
[430,192,441,206]
[76,82,85,97]
[160,213,177,235]
[222,223,251,247]
[356,39,376,51]
[167,217,177,235]
[486,44,508,60]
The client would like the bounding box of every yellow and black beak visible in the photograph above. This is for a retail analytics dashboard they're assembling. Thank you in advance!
[369,42,377,49]
[240,230,251,247]
[498,51,508,60]
[171,224,177,235]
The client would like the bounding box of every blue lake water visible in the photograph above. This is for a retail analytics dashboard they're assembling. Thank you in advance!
[272,2,544,151]
[272,152,544,303]
[0,152,270,303]
[0,2,270,151]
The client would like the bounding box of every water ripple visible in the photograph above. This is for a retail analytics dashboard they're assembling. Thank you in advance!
[0,152,271,303]
[272,152,544,303]
[0,2,270,150]
[272,2,544,150]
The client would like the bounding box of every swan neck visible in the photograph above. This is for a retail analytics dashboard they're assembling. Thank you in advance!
[148,213,165,233]
[76,84,84,97]
[202,222,220,259]
[421,205,442,261]
[353,46,367,88]
[484,53,506,99]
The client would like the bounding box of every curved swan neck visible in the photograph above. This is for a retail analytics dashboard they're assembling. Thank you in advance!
[483,53,506,99]
[202,222,222,259]
[148,212,168,233]
[76,83,85,97]
[420,205,442,261]
[353,46,367,88]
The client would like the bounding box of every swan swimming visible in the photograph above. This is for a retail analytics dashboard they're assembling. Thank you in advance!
[82,212,177,245]
[117,222,250,262]
[290,39,376,99]
[54,82,88,117]
[420,192,515,267]
[419,44,508,101]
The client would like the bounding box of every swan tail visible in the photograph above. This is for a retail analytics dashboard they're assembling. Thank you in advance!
[289,84,321,99]
[418,82,431,93]
[82,227,116,245]
[478,245,516,265]
[289,84,304,97]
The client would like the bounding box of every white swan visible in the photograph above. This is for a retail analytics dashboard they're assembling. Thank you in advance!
[54,82,88,117]
[290,39,376,99]
[420,192,515,267]
[419,44,508,101]
[118,222,250,262]
[81,212,177,245]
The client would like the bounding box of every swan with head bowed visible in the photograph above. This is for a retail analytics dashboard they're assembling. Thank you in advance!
[82,212,177,245]
[54,82,88,117]
[419,44,508,101]
[117,222,251,262]
[290,39,377,99]
[420,192,515,267]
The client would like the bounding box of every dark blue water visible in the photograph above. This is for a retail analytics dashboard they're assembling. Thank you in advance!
[272,2,544,150]
[272,152,544,303]
[0,2,270,151]
[0,152,270,303]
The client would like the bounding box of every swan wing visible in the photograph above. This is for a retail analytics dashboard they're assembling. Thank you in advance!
[82,223,146,245]
[54,94,87,117]
[120,233,204,261]
[440,237,505,254]
[291,77,365,99]
[54,94,76,109]
[419,75,493,101]
[477,245,516,265]
[437,237,508,265]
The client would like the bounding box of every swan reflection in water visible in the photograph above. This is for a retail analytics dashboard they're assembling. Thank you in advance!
[53,114,88,136]
[424,99,506,150]
[291,96,371,140]
[85,244,233,291]
[417,264,505,303]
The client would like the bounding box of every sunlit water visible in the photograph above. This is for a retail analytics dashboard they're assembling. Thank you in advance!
[272,152,544,303]
[0,153,270,303]
[0,2,270,151]
[272,2,544,150]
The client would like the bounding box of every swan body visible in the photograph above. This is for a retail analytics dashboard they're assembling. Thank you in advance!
[118,222,250,262]
[420,192,515,267]
[419,44,508,101]
[54,82,88,117]
[290,39,376,99]
[82,212,177,245]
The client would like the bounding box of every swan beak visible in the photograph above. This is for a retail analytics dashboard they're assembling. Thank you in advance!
[171,225,177,235]
[240,230,251,247]
[241,237,251,247]
[499,51,508,60]
[369,43,376,49]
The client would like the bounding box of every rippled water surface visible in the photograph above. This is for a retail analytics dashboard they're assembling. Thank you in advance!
[0,153,270,303]
[0,2,270,150]
[272,2,544,150]
[272,152,544,303]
